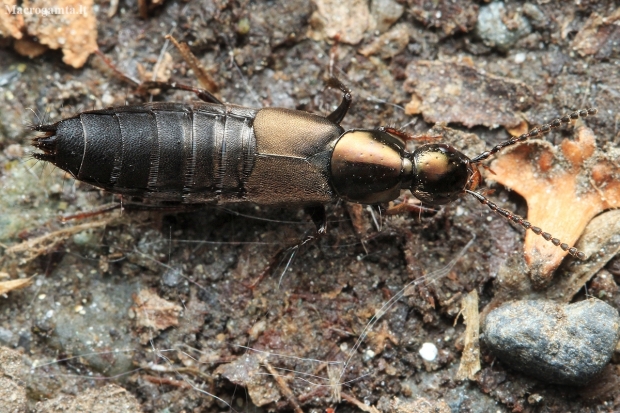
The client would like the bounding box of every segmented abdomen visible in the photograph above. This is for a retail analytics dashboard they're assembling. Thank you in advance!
[34,102,258,203]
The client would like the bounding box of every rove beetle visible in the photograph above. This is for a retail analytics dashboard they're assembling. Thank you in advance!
[31,52,597,259]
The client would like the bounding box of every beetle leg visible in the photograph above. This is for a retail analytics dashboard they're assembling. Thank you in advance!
[305,205,327,235]
[384,200,438,216]
[165,34,220,96]
[94,48,222,104]
[379,127,442,142]
[138,81,223,104]
[60,202,122,222]
[326,77,352,125]
[246,209,326,289]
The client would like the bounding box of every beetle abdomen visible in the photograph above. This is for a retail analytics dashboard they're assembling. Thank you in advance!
[34,102,258,203]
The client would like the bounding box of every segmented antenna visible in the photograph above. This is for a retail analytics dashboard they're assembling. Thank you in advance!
[471,108,598,164]
[466,190,586,260]
[464,108,598,260]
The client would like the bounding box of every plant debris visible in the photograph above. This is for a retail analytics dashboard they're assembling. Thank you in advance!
[5,218,115,264]
[571,7,620,59]
[0,274,32,295]
[132,289,182,344]
[546,209,620,302]
[455,289,481,381]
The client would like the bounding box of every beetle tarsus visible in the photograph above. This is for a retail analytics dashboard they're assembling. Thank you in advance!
[305,205,327,235]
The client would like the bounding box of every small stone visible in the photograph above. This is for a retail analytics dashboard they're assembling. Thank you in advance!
[418,342,438,361]
[407,0,477,37]
[308,0,370,45]
[482,299,620,386]
[161,267,182,287]
[476,2,531,52]
[370,0,404,33]
[363,348,376,362]
[0,327,14,345]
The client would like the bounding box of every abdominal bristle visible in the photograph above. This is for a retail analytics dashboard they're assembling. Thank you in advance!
[32,152,56,163]
[32,125,58,161]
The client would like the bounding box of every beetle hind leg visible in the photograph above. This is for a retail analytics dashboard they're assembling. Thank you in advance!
[326,77,352,125]
[138,80,222,104]
[246,206,328,289]
[305,205,327,235]
[94,36,223,104]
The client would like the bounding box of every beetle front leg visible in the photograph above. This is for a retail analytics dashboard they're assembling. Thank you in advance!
[378,126,442,143]
[384,200,438,216]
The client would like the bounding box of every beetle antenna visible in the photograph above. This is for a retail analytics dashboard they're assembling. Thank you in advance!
[465,190,586,260]
[470,108,597,164]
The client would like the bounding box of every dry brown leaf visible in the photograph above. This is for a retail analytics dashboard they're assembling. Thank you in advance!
[0,0,24,39]
[545,210,620,301]
[488,124,620,286]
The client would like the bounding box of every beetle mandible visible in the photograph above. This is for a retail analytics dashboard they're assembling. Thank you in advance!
[31,58,596,258]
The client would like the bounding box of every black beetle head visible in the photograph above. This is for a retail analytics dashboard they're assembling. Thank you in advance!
[409,143,471,205]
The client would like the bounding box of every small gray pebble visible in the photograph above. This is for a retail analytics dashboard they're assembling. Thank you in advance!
[162,267,183,287]
[482,299,620,386]
[370,0,404,33]
[0,327,14,345]
[476,2,531,52]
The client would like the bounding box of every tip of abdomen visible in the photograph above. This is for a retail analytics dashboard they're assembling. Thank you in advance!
[32,125,59,162]
[31,118,84,177]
